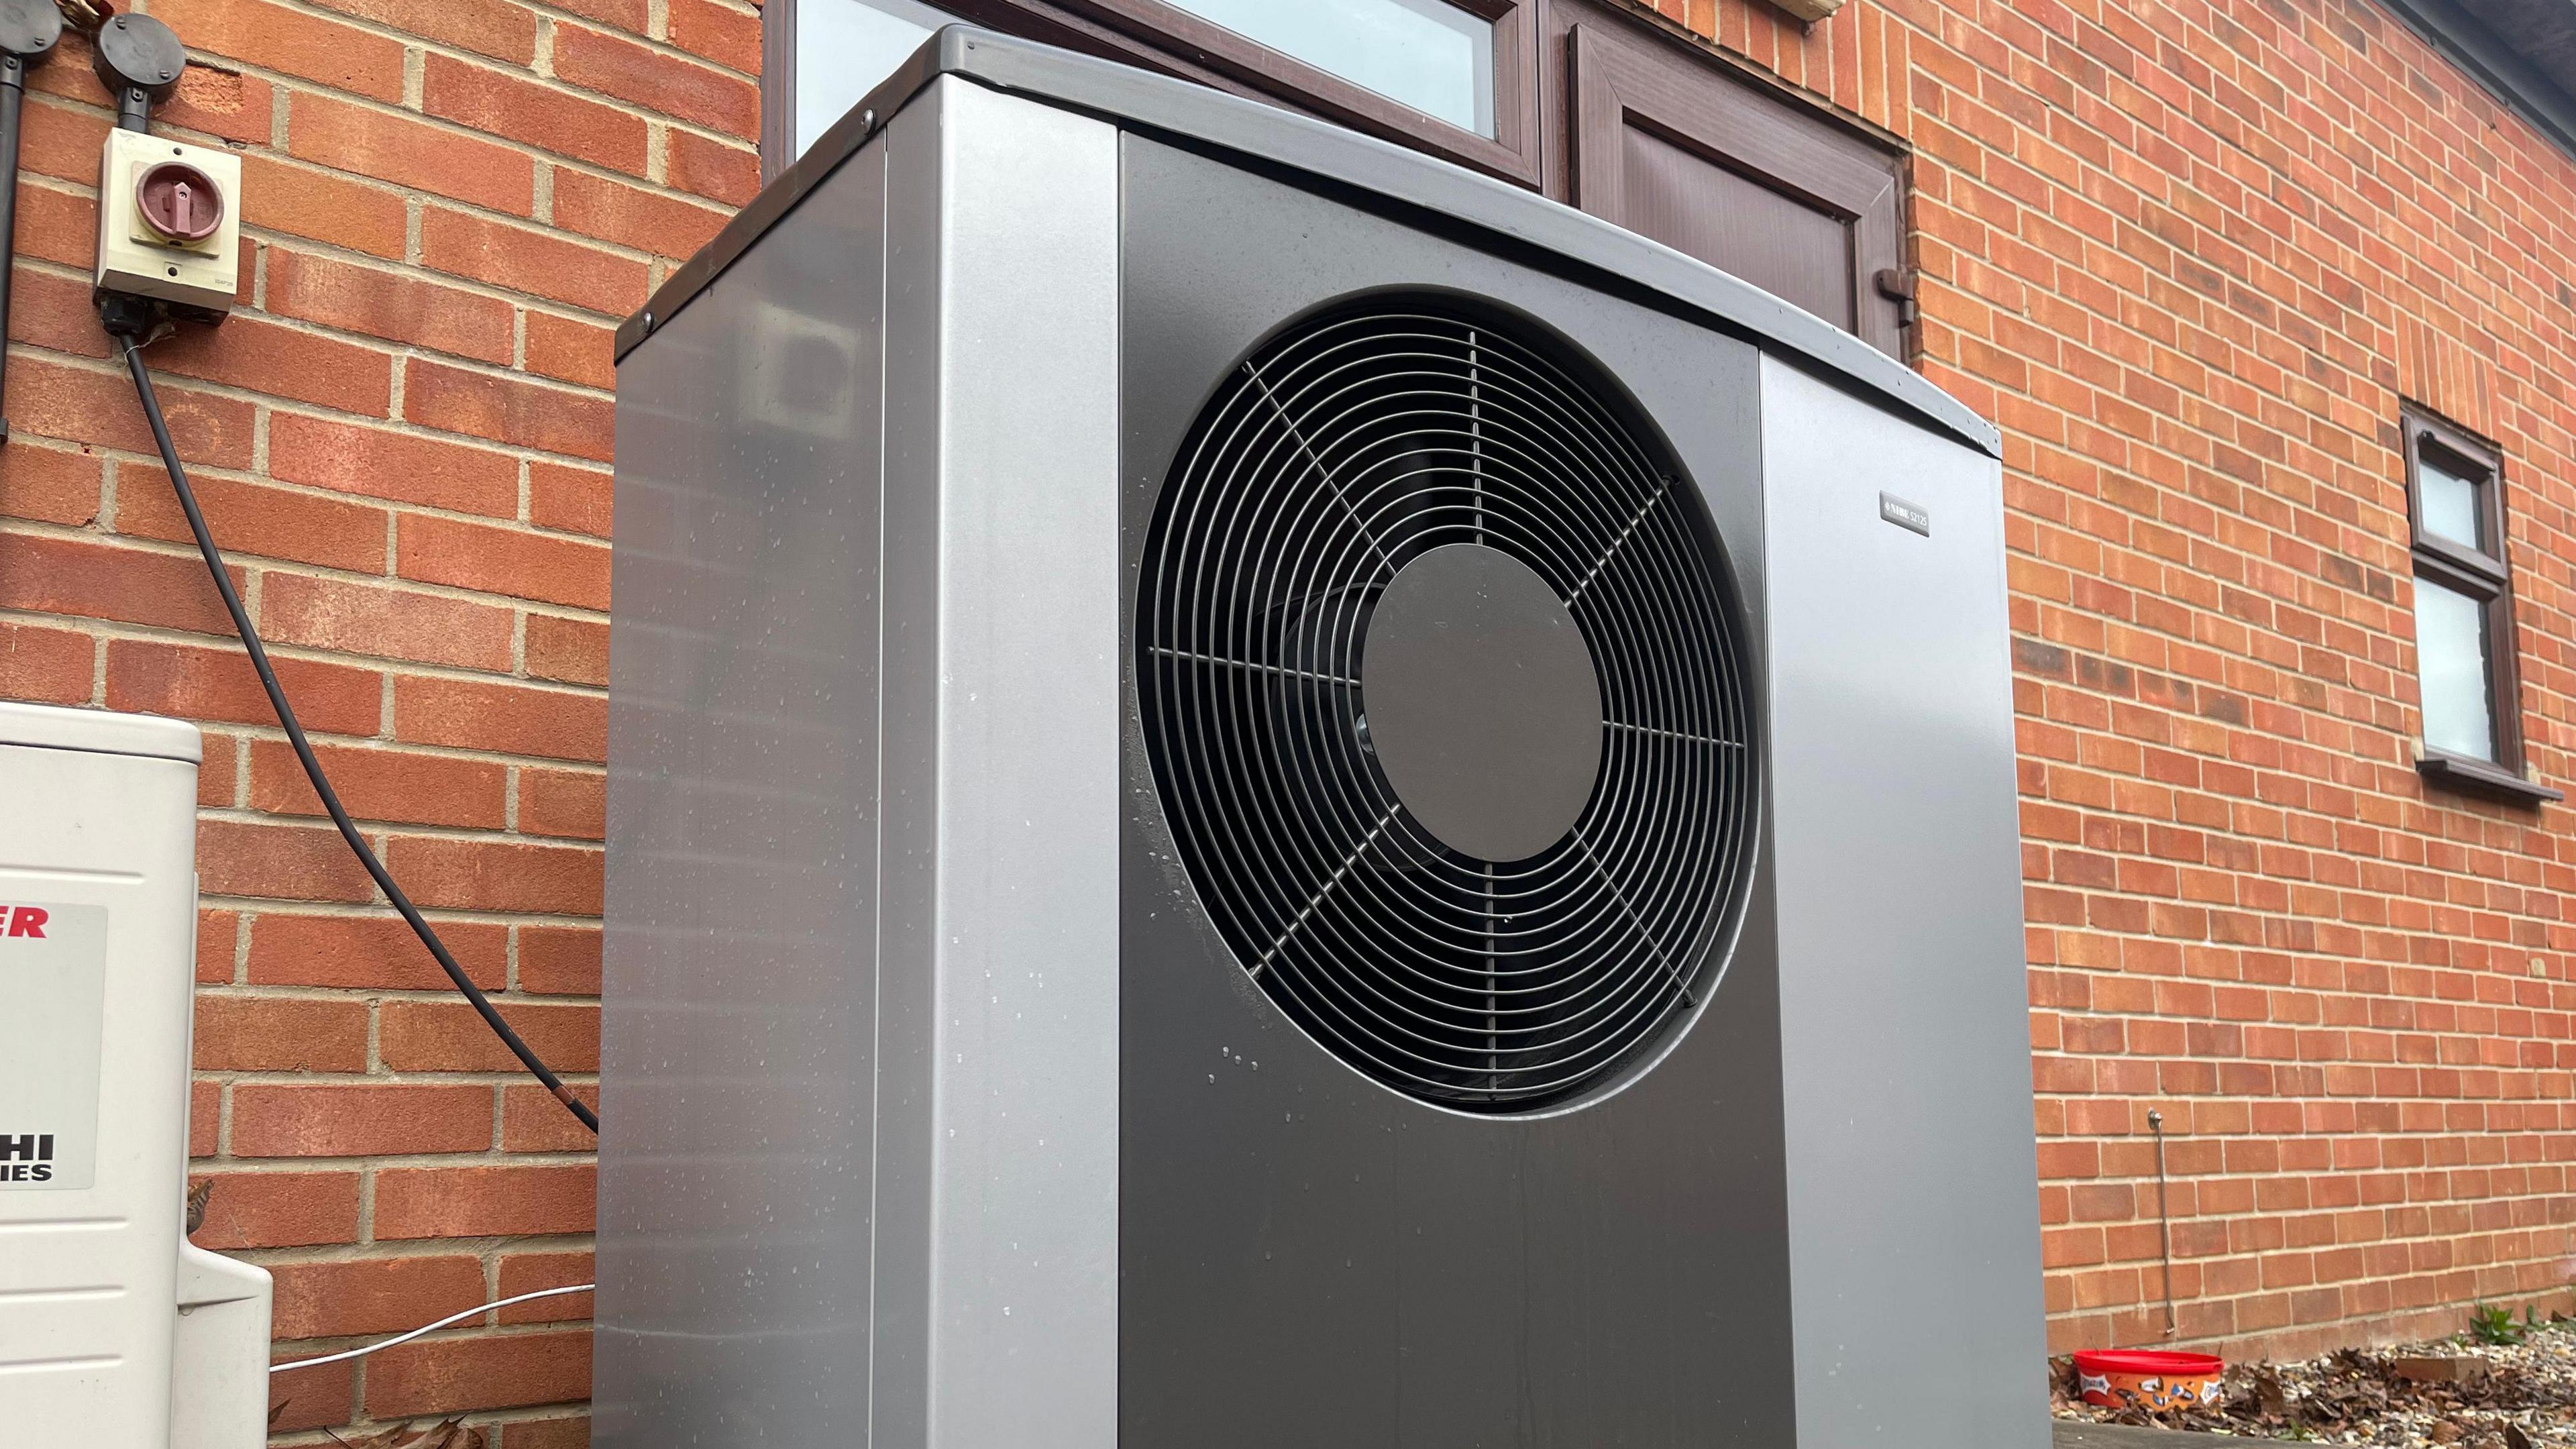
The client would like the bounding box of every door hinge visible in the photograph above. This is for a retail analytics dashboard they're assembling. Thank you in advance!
[1873,267,1920,328]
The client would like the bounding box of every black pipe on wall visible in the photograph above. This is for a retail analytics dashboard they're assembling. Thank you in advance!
[0,0,60,444]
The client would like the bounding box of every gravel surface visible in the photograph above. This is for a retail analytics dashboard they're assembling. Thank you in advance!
[2051,1323,2576,1446]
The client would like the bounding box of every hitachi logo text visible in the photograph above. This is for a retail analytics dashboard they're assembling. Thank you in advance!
[0,1134,54,1183]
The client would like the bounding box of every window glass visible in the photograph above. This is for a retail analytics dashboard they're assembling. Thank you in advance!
[2416,452,2481,551]
[2414,578,2493,760]
[794,0,961,162]
[1163,0,1495,136]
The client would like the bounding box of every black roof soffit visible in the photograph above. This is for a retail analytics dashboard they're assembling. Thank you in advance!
[2377,0,2576,156]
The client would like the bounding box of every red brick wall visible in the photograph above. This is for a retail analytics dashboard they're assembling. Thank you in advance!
[0,0,754,1442]
[1625,0,2576,1362]
[5,0,2571,1436]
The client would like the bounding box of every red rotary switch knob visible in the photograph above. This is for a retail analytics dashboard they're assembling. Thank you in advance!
[136,159,225,244]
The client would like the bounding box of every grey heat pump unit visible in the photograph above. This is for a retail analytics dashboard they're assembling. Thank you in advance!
[600,28,2043,1449]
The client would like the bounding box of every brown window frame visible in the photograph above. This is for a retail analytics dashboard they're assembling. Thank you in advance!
[764,4,1913,357]
[1055,0,1542,184]
[770,0,1542,186]
[2402,403,2556,804]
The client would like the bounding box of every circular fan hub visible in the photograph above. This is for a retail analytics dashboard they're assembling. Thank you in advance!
[1361,544,1602,861]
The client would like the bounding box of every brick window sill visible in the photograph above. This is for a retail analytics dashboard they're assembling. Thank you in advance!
[2418,750,2563,806]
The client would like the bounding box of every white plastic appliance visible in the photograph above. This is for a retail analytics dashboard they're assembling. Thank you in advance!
[0,701,271,1447]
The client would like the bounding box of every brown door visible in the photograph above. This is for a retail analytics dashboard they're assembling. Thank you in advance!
[1562,17,1906,356]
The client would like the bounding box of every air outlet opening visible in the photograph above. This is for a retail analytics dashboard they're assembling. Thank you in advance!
[1136,297,1756,1112]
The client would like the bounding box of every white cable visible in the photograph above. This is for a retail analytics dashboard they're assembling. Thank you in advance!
[268,1283,596,1373]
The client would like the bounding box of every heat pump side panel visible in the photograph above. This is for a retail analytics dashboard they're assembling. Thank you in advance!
[1760,355,2048,1449]
[0,735,198,1447]
[597,127,890,1448]
[870,77,1122,1449]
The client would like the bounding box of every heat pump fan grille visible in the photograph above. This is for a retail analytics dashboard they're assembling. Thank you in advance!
[1137,300,1755,1111]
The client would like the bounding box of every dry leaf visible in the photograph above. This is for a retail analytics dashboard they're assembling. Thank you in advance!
[2255,1365,2290,1418]
[185,1179,214,1236]
[327,1419,484,1449]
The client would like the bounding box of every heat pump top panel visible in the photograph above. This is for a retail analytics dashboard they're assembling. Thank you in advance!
[618,31,1994,470]
[0,701,203,761]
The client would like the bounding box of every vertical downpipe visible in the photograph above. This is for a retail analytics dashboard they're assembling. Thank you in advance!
[0,0,62,443]
[2149,1107,2178,1338]
[0,51,25,442]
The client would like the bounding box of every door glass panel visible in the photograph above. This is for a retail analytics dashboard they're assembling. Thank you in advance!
[2416,453,2481,551]
[2414,576,2494,760]
[794,0,961,162]
[1163,0,1495,136]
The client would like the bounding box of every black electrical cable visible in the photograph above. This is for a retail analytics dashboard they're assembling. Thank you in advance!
[117,337,600,1133]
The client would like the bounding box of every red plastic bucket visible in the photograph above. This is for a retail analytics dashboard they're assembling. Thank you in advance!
[2073,1349,2224,1411]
